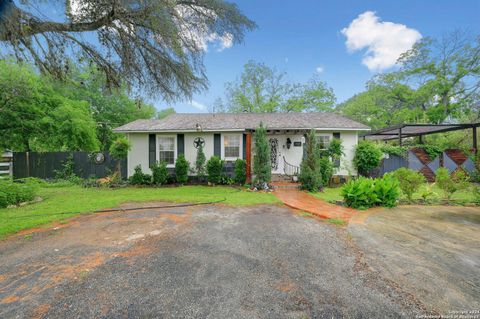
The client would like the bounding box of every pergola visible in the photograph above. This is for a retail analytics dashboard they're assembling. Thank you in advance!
[362,123,480,153]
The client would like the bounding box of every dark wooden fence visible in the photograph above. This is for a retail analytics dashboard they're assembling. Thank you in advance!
[372,148,476,181]
[13,152,127,179]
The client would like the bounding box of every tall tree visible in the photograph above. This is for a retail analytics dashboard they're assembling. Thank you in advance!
[157,107,176,120]
[225,60,336,113]
[0,0,255,99]
[0,60,98,151]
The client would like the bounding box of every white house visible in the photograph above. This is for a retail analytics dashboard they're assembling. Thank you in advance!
[113,113,370,181]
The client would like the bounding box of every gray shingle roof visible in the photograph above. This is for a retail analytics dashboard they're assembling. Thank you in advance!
[113,113,370,132]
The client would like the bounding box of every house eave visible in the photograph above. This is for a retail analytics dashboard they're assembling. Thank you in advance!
[113,127,370,134]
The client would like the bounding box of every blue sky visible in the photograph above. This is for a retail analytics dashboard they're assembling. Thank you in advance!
[167,0,480,113]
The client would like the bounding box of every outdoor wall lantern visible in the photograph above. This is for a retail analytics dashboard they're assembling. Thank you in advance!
[195,123,202,132]
[286,138,292,149]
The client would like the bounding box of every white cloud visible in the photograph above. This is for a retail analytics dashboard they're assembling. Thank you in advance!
[315,66,324,74]
[341,11,421,71]
[189,100,207,111]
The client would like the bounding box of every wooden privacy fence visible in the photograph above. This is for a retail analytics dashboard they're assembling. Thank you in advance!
[1,151,13,178]
[373,148,476,181]
[13,152,127,180]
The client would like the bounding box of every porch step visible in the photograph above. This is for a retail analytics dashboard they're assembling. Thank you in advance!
[271,174,294,183]
[271,182,300,190]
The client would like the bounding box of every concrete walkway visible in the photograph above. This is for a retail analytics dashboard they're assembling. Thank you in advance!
[274,189,356,222]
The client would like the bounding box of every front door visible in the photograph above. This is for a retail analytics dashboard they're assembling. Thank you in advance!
[269,137,283,174]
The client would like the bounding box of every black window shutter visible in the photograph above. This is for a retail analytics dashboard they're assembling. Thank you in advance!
[148,134,156,168]
[242,134,247,160]
[214,134,221,157]
[177,134,185,155]
[333,132,340,168]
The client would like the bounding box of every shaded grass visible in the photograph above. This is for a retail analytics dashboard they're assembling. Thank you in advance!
[312,183,478,205]
[327,218,346,226]
[0,185,280,238]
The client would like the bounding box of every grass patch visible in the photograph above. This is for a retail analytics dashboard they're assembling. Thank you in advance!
[0,185,280,238]
[298,210,313,217]
[313,183,478,205]
[327,218,346,226]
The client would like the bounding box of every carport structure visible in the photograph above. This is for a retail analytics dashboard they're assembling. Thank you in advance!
[362,123,480,154]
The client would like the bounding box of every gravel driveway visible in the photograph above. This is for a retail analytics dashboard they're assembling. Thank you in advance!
[0,203,422,318]
[349,205,480,315]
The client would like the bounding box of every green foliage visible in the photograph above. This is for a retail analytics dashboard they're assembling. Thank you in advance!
[353,141,382,176]
[392,168,426,201]
[327,138,345,160]
[151,162,168,185]
[415,144,443,160]
[206,156,224,184]
[253,122,271,184]
[54,155,75,180]
[234,159,247,185]
[373,175,400,208]
[379,145,407,158]
[0,180,36,208]
[318,157,333,186]
[341,176,400,209]
[129,165,152,185]
[175,154,190,184]
[195,144,207,179]
[225,60,335,113]
[299,130,322,191]
[220,175,235,185]
[435,168,470,200]
[109,138,131,160]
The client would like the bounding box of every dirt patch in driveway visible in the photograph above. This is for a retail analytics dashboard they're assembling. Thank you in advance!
[349,205,480,314]
[0,202,423,318]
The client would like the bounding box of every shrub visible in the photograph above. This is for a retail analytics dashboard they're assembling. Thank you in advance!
[129,165,152,185]
[234,159,247,184]
[379,145,407,158]
[253,122,271,185]
[195,144,206,180]
[392,168,426,201]
[374,174,400,208]
[220,174,234,185]
[353,141,382,176]
[0,180,36,208]
[151,161,168,185]
[299,129,322,192]
[341,176,400,209]
[54,154,76,180]
[175,154,189,184]
[318,157,333,187]
[206,156,223,184]
[435,168,469,200]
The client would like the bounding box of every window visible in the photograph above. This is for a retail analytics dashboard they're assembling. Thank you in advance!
[224,135,240,158]
[158,136,175,165]
[317,136,330,150]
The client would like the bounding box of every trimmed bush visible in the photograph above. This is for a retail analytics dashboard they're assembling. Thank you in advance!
[195,144,206,180]
[129,165,152,185]
[253,122,271,185]
[392,168,426,201]
[234,159,247,185]
[175,154,190,184]
[299,129,323,192]
[151,161,168,185]
[341,175,400,209]
[110,137,131,177]
[0,180,36,208]
[318,157,333,187]
[206,156,223,184]
[353,141,382,176]
[435,168,469,200]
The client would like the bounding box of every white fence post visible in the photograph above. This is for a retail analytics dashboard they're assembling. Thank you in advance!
[1,151,13,178]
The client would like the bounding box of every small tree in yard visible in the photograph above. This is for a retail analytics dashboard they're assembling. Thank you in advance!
[175,154,190,184]
[253,122,271,185]
[353,140,382,176]
[195,144,207,181]
[299,129,322,192]
[151,161,168,185]
[435,168,469,201]
[392,168,426,202]
[234,159,247,185]
[109,137,131,178]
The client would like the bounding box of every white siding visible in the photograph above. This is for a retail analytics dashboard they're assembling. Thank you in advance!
[127,133,150,176]
[184,133,215,166]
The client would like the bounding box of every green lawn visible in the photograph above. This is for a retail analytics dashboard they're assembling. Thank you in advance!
[313,183,478,205]
[0,185,280,238]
